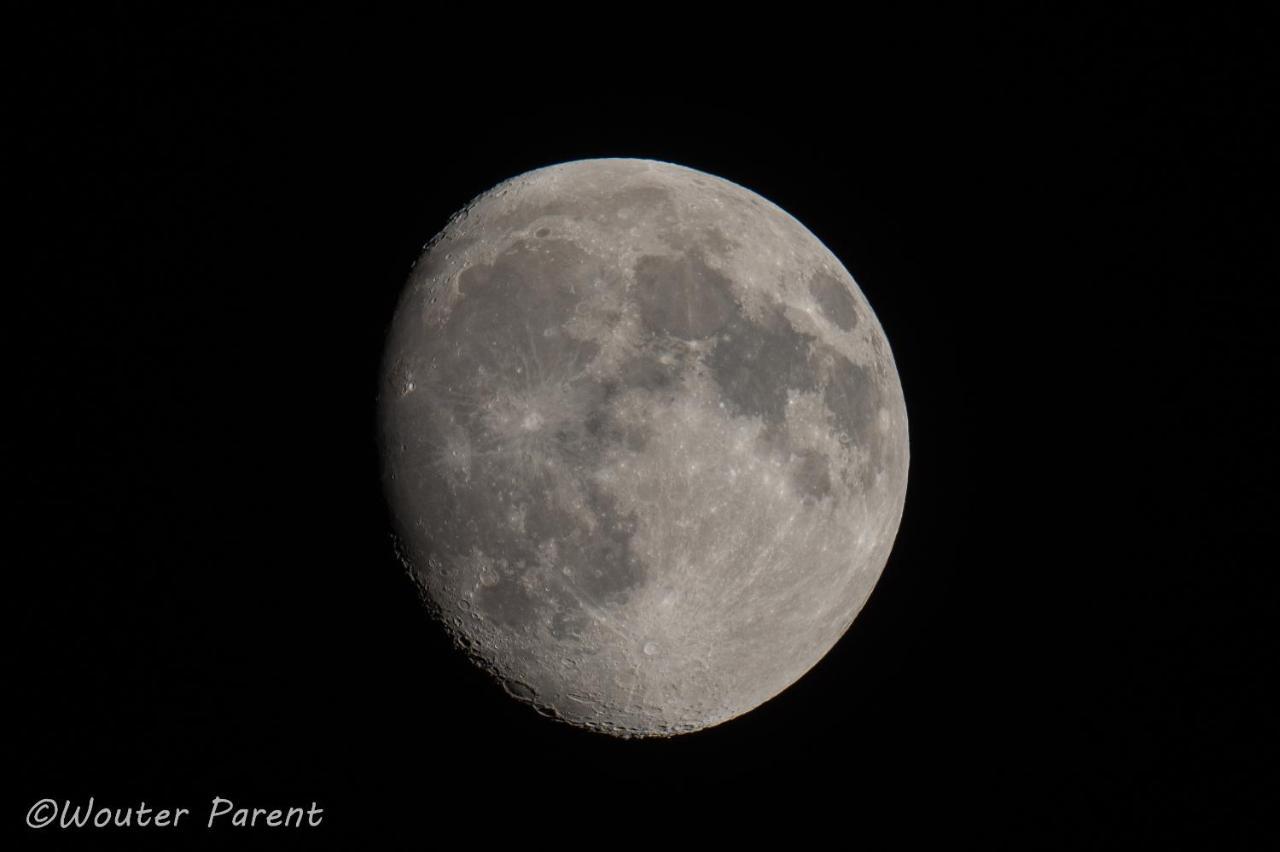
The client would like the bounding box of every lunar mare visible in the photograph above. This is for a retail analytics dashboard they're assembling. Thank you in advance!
[379,159,908,737]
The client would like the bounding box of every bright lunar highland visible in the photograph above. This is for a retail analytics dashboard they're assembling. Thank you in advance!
[379,159,909,737]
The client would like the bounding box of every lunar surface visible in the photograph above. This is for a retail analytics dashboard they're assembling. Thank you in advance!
[379,159,908,737]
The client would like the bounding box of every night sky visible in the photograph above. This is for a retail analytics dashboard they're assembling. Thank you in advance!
[13,8,1273,845]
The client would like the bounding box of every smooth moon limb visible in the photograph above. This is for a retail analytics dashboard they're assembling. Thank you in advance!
[379,158,909,737]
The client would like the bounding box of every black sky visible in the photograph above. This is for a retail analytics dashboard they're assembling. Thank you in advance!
[12,7,1275,845]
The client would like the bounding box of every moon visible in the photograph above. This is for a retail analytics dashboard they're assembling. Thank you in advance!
[379,159,908,737]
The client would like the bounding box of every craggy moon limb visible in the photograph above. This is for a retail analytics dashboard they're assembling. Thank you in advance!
[379,159,908,737]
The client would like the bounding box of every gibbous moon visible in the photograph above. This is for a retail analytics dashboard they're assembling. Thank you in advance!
[379,159,908,737]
